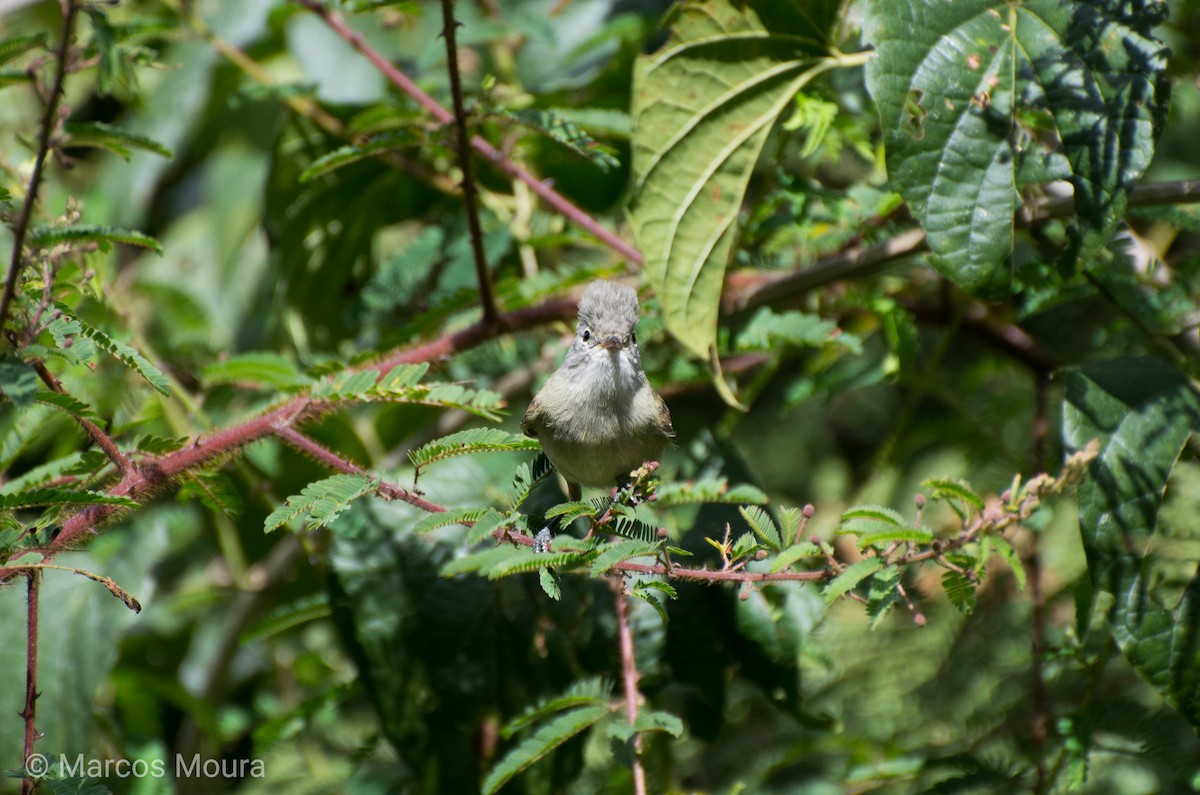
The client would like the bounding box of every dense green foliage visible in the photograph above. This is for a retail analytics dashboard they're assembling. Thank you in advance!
[1,0,1200,793]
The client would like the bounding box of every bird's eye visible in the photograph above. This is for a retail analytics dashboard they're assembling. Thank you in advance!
[582,330,590,342]
[631,331,637,344]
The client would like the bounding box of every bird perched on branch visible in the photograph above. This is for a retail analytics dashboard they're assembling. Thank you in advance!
[521,280,674,548]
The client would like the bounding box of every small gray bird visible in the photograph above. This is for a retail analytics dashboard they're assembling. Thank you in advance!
[521,280,675,506]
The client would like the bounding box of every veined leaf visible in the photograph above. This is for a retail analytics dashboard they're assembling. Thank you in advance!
[735,307,849,352]
[408,429,541,473]
[1065,357,1200,725]
[263,474,376,533]
[769,541,822,572]
[922,477,985,515]
[0,32,46,67]
[59,310,171,395]
[410,506,494,535]
[482,705,610,795]
[838,505,905,534]
[504,453,553,511]
[502,677,613,739]
[200,352,311,390]
[630,0,836,358]
[823,558,884,604]
[544,500,600,524]
[852,527,934,549]
[0,488,137,509]
[590,540,660,576]
[63,121,172,159]
[300,130,420,183]
[864,0,1169,295]
[942,570,977,612]
[654,477,768,506]
[739,505,782,551]
[28,224,162,254]
[35,390,102,423]
[487,550,588,580]
[504,108,620,172]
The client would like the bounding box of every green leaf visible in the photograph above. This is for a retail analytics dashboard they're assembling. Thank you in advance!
[62,311,171,395]
[488,550,586,579]
[62,121,172,159]
[0,32,46,67]
[989,535,1026,590]
[853,527,934,548]
[35,390,101,423]
[867,564,902,628]
[942,570,977,612]
[504,108,620,172]
[1065,357,1200,725]
[654,477,768,506]
[739,505,782,551]
[922,477,985,519]
[590,540,660,576]
[735,307,847,352]
[482,705,610,795]
[263,474,376,533]
[864,0,1169,295]
[630,0,835,358]
[410,506,494,535]
[28,224,162,254]
[504,453,554,511]
[539,567,561,601]
[407,429,541,474]
[630,586,671,624]
[769,541,822,572]
[199,352,311,390]
[544,500,600,524]
[823,558,884,603]
[0,488,137,509]
[299,131,421,183]
[0,355,40,407]
[501,678,613,739]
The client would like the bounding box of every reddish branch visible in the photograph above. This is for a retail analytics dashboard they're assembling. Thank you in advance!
[275,425,446,513]
[292,0,643,264]
[0,297,576,583]
[20,572,40,795]
[0,0,80,335]
[613,578,648,795]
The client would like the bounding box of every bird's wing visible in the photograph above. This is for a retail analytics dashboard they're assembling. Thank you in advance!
[654,391,675,440]
[520,395,540,438]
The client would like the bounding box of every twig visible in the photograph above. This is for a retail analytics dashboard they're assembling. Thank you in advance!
[274,425,447,513]
[438,0,499,325]
[612,577,647,795]
[292,0,642,264]
[20,571,40,795]
[0,0,80,335]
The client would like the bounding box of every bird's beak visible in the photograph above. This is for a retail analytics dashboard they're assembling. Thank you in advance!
[600,335,624,351]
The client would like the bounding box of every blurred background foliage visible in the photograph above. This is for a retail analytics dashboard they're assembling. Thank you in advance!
[0,0,1199,793]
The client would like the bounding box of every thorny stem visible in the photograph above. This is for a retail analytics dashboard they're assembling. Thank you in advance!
[293,0,643,264]
[438,0,499,325]
[0,0,80,337]
[612,577,648,795]
[20,572,40,795]
[274,426,446,514]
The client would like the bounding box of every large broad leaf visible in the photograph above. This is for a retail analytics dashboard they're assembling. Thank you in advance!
[1064,358,1200,725]
[629,0,835,358]
[865,0,1169,296]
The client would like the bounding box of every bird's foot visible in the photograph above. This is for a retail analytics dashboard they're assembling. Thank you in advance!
[533,527,553,554]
